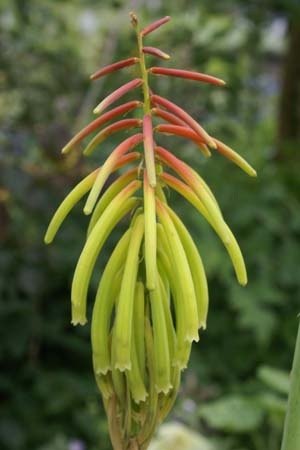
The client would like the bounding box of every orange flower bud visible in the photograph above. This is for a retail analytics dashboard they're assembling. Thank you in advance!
[151,107,187,127]
[84,133,143,215]
[148,67,225,86]
[62,101,142,154]
[141,16,171,37]
[143,46,170,60]
[151,94,216,148]
[90,57,139,80]
[113,151,140,170]
[93,78,143,114]
[84,118,142,156]
[155,124,211,157]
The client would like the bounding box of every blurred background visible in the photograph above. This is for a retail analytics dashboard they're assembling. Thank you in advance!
[1,0,300,449]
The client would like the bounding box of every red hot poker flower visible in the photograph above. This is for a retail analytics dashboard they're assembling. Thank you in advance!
[71,180,141,325]
[90,57,139,80]
[140,16,171,36]
[152,107,210,156]
[151,94,216,148]
[84,133,143,215]
[142,46,170,60]
[62,101,142,154]
[159,171,247,286]
[148,67,226,86]
[155,145,230,244]
[113,151,140,170]
[151,107,187,127]
[212,138,257,177]
[84,118,142,156]
[44,152,141,246]
[155,123,211,157]
[93,78,143,114]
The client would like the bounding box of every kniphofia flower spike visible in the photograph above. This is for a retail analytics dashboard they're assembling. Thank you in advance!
[45,12,256,450]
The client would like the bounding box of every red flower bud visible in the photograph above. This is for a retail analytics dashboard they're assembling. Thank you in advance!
[84,133,143,214]
[151,107,186,127]
[155,146,229,243]
[141,16,171,37]
[155,124,211,157]
[142,46,170,60]
[90,57,140,80]
[84,118,142,156]
[62,101,142,154]
[94,78,143,114]
[148,67,225,86]
[151,94,216,148]
[114,151,140,170]
[155,145,196,181]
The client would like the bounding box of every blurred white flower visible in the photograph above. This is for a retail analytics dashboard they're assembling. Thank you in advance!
[149,422,214,450]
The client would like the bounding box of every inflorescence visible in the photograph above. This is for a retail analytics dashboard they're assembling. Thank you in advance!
[45,13,256,450]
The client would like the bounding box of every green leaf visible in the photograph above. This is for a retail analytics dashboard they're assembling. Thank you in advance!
[258,393,287,416]
[199,395,264,433]
[257,365,290,395]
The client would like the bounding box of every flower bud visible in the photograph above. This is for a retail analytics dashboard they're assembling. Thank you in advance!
[90,57,139,80]
[143,46,170,60]
[93,78,143,114]
[151,94,216,148]
[141,16,171,37]
[155,123,211,157]
[149,67,226,86]
[62,100,142,154]
[84,133,143,215]
[83,118,142,156]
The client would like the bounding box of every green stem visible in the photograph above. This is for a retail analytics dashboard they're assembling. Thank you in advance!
[131,13,165,194]
[137,35,151,114]
[131,14,151,115]
[280,318,300,450]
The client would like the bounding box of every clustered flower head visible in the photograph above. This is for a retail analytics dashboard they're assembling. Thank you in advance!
[45,13,256,450]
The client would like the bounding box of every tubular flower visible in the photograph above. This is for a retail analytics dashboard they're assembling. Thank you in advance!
[45,12,256,450]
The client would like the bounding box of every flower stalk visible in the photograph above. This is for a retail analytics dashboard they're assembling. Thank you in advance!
[45,12,256,450]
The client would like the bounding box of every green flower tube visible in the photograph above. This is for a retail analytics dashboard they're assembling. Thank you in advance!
[87,168,138,236]
[167,206,209,329]
[156,198,199,343]
[92,230,130,373]
[149,274,172,394]
[71,182,141,325]
[113,214,145,371]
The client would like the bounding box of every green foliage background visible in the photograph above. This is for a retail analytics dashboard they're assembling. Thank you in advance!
[1,1,300,449]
